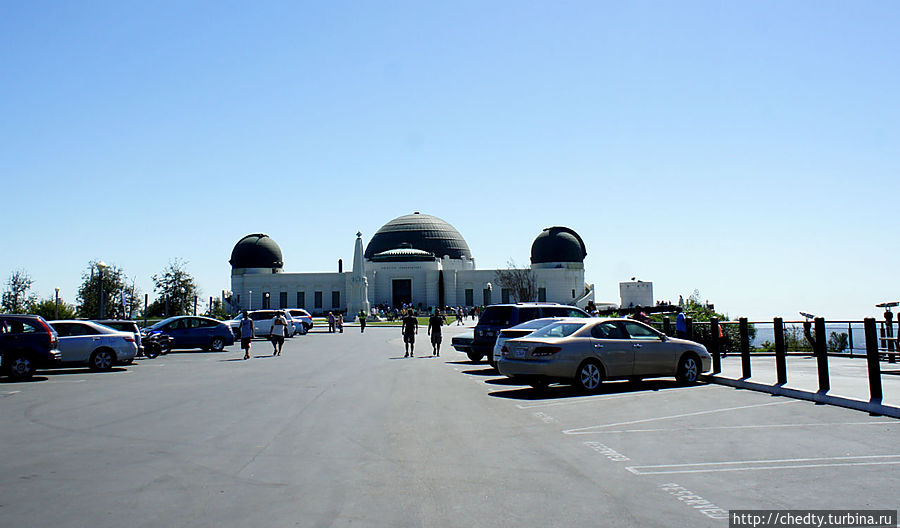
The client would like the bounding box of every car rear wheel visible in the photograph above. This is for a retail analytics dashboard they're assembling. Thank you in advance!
[575,360,604,392]
[6,352,35,380]
[676,354,700,384]
[90,349,116,371]
[466,351,484,363]
[210,337,225,352]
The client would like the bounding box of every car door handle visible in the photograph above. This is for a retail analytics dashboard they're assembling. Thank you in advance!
[633,343,642,348]
[593,344,604,349]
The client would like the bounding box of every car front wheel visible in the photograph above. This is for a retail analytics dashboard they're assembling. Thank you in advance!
[210,337,225,352]
[575,360,604,392]
[466,351,484,363]
[6,352,35,380]
[90,349,116,371]
[676,354,700,384]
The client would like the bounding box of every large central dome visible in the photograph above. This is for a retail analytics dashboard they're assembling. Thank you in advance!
[364,212,472,260]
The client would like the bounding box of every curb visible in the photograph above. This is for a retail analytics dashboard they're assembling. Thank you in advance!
[702,375,900,419]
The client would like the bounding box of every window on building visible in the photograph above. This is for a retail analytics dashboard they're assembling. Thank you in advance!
[464,289,474,306]
[483,288,492,306]
[332,291,340,308]
[314,291,323,309]
[279,292,287,309]
[538,288,547,302]
[572,289,576,298]
[263,292,271,309]
[236,294,241,306]
[297,291,305,308]
[501,288,511,304]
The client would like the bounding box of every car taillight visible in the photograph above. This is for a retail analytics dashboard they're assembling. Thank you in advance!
[37,319,57,347]
[532,346,562,357]
[123,336,135,342]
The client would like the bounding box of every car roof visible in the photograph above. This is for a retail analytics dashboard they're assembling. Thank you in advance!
[50,320,120,333]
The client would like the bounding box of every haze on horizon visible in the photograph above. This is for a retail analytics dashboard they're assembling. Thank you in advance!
[1,1,898,321]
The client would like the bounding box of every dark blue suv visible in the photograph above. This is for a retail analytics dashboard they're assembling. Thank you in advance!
[0,315,62,380]
[471,303,590,363]
[143,316,235,351]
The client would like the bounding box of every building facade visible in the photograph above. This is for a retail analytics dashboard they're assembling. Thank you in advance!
[228,212,595,317]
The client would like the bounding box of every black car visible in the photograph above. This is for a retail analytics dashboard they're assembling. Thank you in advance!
[469,303,590,363]
[0,314,62,380]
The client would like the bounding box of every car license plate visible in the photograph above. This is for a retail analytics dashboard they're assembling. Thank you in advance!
[514,347,526,359]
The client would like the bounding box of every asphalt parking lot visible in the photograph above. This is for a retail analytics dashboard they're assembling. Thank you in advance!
[1,324,897,527]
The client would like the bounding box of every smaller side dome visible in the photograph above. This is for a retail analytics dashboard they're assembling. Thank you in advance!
[230,234,284,269]
[530,226,587,264]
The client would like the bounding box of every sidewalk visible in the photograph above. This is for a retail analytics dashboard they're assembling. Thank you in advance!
[704,354,900,418]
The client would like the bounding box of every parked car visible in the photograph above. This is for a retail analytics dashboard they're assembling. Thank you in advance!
[490,317,571,368]
[451,331,474,355]
[470,303,590,363]
[49,320,138,370]
[286,309,313,333]
[93,319,144,357]
[497,318,711,391]
[144,316,235,351]
[0,314,62,380]
[228,310,298,339]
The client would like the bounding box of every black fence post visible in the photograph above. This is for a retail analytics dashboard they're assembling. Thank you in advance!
[865,317,883,403]
[663,316,671,336]
[685,316,693,341]
[774,317,787,385]
[710,317,721,374]
[740,317,750,379]
[814,317,830,393]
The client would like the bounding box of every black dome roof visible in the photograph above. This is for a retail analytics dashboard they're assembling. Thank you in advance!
[364,213,472,260]
[230,234,284,269]
[530,226,586,264]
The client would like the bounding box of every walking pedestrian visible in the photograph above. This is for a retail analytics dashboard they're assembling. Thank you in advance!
[270,311,287,356]
[328,312,336,333]
[428,309,445,357]
[359,309,367,333]
[402,309,418,358]
[337,313,344,333]
[239,311,254,360]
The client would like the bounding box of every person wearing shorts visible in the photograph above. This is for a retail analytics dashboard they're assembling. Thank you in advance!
[270,312,287,356]
[239,311,254,360]
[428,310,445,357]
[402,310,418,358]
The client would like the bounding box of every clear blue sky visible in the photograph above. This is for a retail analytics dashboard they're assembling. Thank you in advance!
[2,1,897,320]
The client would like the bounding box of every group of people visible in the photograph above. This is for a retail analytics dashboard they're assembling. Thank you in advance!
[326,312,344,333]
[237,310,290,360]
[401,309,447,358]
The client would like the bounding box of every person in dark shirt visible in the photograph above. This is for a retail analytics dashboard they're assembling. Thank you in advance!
[401,310,418,358]
[427,310,446,357]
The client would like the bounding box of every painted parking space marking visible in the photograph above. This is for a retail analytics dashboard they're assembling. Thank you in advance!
[627,454,900,475]
[562,400,798,435]
[572,421,900,434]
[659,483,729,520]
[2,391,21,396]
[515,386,700,409]
[533,411,557,424]
[584,441,630,461]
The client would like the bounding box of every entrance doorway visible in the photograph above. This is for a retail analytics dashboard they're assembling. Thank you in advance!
[392,279,412,307]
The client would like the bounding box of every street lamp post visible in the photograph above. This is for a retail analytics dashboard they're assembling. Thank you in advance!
[54,287,60,319]
[264,292,270,309]
[97,261,108,319]
[249,290,253,311]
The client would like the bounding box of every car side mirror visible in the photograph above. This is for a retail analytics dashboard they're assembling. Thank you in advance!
[659,334,668,342]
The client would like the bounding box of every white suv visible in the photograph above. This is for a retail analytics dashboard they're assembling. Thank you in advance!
[286,309,313,334]
[229,310,298,338]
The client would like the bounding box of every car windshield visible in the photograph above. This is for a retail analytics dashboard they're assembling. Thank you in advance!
[510,318,560,330]
[529,322,586,338]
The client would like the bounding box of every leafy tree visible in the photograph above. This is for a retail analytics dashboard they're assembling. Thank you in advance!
[651,289,756,351]
[208,298,231,320]
[1,269,38,313]
[30,296,77,320]
[828,331,849,353]
[151,259,199,317]
[494,260,537,303]
[76,261,141,319]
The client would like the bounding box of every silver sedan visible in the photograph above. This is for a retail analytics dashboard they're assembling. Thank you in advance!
[48,320,138,370]
[497,318,711,391]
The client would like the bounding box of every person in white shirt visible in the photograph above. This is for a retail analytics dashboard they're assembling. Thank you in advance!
[270,312,288,356]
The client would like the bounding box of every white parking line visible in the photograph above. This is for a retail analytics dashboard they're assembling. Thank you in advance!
[562,401,799,435]
[516,386,700,409]
[575,421,899,434]
[3,391,21,396]
[627,454,900,475]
